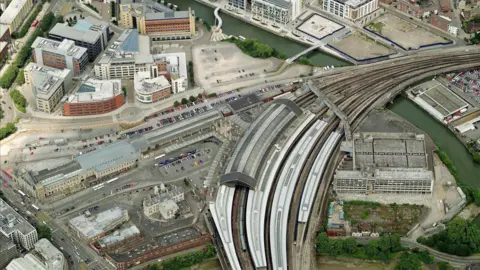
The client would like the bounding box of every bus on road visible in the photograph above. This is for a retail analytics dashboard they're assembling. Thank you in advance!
[17,190,26,196]
[31,204,40,211]
[155,154,165,160]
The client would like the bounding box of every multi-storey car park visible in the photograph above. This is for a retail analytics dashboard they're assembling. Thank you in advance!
[208,48,480,270]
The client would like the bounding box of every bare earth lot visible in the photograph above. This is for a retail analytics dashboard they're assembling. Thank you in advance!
[330,32,395,60]
[367,14,446,50]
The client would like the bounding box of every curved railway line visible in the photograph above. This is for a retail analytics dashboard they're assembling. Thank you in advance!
[209,49,480,270]
[286,54,480,270]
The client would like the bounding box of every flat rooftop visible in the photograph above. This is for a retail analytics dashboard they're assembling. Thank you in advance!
[34,239,65,270]
[49,22,103,44]
[0,0,29,25]
[134,72,170,94]
[32,37,87,59]
[145,10,189,20]
[97,224,140,248]
[26,63,72,101]
[69,207,128,239]
[0,199,36,236]
[353,132,427,168]
[66,78,121,103]
[412,81,469,118]
[98,29,140,64]
[76,140,140,174]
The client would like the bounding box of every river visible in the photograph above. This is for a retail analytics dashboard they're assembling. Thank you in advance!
[169,0,350,67]
[388,96,480,189]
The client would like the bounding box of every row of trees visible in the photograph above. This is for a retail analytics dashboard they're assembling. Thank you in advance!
[0,122,16,140]
[188,61,195,86]
[85,3,99,13]
[226,37,287,60]
[0,106,3,120]
[316,232,403,261]
[148,245,216,270]
[173,94,203,107]
[12,2,44,39]
[0,12,59,89]
[417,217,480,256]
[110,1,116,17]
[9,89,27,113]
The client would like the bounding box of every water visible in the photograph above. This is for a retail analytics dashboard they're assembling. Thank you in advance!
[388,96,480,189]
[170,0,350,67]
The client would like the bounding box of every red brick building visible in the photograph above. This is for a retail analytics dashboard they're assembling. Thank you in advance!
[63,79,124,116]
[0,25,11,43]
[430,14,450,31]
[396,0,425,17]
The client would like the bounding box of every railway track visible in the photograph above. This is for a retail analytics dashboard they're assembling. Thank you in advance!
[287,55,480,270]
[231,188,253,270]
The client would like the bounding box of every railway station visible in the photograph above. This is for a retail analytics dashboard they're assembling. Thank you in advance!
[408,80,469,122]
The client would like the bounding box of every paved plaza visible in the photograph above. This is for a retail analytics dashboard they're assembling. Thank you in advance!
[296,14,344,40]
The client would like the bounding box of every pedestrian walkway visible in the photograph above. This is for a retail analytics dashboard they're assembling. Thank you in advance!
[205,134,230,188]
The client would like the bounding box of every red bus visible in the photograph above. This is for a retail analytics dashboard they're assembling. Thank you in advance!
[32,20,39,27]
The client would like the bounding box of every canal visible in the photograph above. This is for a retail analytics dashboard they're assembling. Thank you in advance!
[169,0,350,67]
[388,96,480,189]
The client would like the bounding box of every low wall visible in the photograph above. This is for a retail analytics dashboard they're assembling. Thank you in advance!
[326,44,394,63]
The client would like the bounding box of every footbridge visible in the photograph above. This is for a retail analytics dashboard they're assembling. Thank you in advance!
[211,7,228,42]
[214,7,222,30]
[306,80,351,140]
[286,41,326,64]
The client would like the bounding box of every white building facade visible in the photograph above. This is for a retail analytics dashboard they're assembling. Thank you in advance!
[323,0,378,22]
[251,0,293,25]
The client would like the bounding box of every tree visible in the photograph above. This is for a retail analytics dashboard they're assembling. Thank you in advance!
[122,87,127,97]
[15,69,25,85]
[474,190,480,206]
[342,237,358,254]
[181,98,188,105]
[36,224,52,241]
[189,95,197,102]
[173,101,180,107]
[437,262,453,270]
[395,252,422,270]
[197,93,203,100]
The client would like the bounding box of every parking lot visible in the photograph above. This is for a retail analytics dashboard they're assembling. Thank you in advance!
[155,140,222,185]
[450,69,480,105]
[192,43,281,89]
[367,13,446,50]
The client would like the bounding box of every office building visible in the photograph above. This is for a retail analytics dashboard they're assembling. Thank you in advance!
[119,0,195,40]
[0,234,18,269]
[24,63,73,114]
[69,207,129,242]
[48,16,110,61]
[0,0,33,32]
[13,141,141,201]
[228,0,247,10]
[333,132,434,194]
[251,0,293,25]
[0,199,38,251]
[134,71,171,103]
[31,37,89,76]
[6,239,66,270]
[95,29,188,90]
[96,224,140,250]
[323,0,379,22]
[63,78,123,116]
